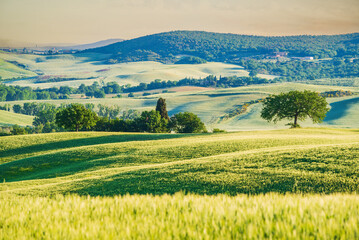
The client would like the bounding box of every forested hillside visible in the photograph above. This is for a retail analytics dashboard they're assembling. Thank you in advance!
[86,31,359,62]
[84,31,359,81]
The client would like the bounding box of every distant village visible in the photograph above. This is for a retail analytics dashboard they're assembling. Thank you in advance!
[271,52,314,60]
[0,47,78,55]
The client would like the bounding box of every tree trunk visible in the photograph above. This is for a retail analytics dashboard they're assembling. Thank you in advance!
[294,115,298,127]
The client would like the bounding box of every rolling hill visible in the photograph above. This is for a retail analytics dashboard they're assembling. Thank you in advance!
[1,129,358,195]
[1,128,358,239]
[1,47,276,88]
[0,129,359,196]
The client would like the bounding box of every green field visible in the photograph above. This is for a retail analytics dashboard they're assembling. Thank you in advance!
[0,109,34,126]
[1,129,358,195]
[1,193,358,239]
[0,129,359,239]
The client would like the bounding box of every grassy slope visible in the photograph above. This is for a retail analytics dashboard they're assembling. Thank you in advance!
[0,58,37,80]
[1,129,358,239]
[325,96,359,127]
[0,109,34,126]
[1,129,358,196]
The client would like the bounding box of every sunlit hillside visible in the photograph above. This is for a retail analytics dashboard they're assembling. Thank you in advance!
[0,52,274,88]
[0,109,34,127]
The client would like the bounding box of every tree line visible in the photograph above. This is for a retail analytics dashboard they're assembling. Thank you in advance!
[0,75,275,102]
[0,98,207,135]
[123,75,276,92]
[0,82,121,102]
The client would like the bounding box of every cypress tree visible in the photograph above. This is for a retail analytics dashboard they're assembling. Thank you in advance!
[156,98,169,120]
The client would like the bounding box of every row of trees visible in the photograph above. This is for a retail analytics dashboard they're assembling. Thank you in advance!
[0,82,121,102]
[0,75,274,102]
[320,90,353,98]
[55,98,207,133]
[9,102,140,121]
[2,98,207,135]
[123,75,276,92]
[0,85,66,101]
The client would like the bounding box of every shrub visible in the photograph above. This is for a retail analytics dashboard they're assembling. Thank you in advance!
[170,112,207,133]
[212,128,226,133]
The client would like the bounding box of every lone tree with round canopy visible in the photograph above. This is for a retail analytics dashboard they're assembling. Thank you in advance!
[261,90,329,128]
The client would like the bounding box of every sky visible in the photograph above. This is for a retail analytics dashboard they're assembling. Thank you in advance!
[0,0,358,47]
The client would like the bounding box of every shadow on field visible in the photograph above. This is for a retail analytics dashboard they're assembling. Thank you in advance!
[324,97,359,122]
[0,133,193,182]
[206,92,261,98]
[70,166,359,196]
[0,134,187,162]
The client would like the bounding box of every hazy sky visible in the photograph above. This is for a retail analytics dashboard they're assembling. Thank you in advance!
[0,0,358,46]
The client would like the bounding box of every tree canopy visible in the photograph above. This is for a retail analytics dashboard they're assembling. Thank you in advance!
[135,110,168,133]
[261,90,329,128]
[170,112,207,133]
[55,104,98,131]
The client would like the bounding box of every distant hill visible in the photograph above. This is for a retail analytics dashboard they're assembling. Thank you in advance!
[84,31,359,63]
[61,38,124,50]
[25,39,124,51]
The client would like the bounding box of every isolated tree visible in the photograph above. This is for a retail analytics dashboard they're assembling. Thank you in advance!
[156,98,169,120]
[261,90,329,128]
[56,104,98,131]
[170,112,207,133]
